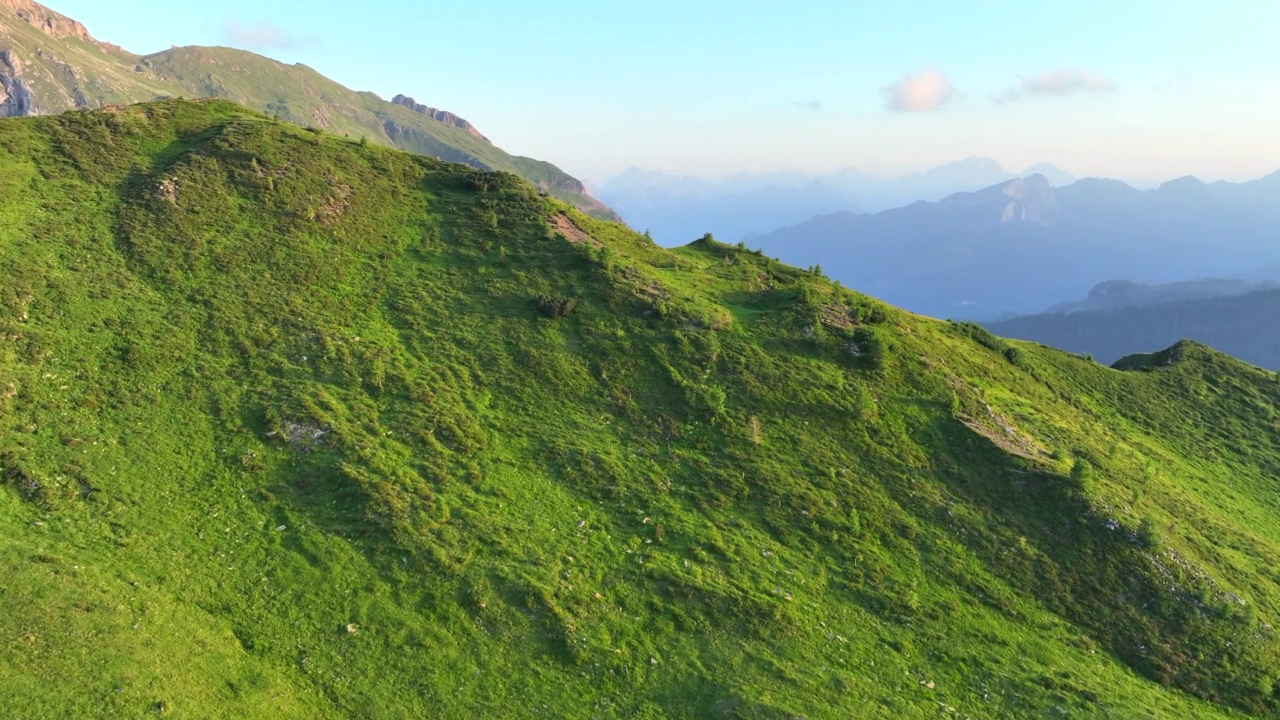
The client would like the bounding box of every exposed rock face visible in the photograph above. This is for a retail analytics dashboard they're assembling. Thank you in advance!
[391,94,488,142]
[0,49,36,116]
[1000,174,1057,224]
[541,174,616,217]
[539,173,588,196]
[1,0,92,40]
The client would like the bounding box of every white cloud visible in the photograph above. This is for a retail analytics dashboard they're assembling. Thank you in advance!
[221,20,303,51]
[999,69,1116,103]
[883,69,955,113]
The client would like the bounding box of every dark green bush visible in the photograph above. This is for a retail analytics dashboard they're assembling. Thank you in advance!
[536,293,577,319]
[952,321,1004,351]
[853,328,887,369]
[1070,458,1095,493]
[1138,516,1162,551]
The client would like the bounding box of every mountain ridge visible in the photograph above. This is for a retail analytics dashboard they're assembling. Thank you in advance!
[0,0,617,219]
[598,158,1077,246]
[987,285,1280,368]
[0,0,94,42]
[1047,277,1280,315]
[750,170,1280,318]
[390,93,487,140]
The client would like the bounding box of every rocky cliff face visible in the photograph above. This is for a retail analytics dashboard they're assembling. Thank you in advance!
[0,48,35,116]
[0,0,92,40]
[391,93,488,141]
[1000,174,1057,224]
[537,172,589,196]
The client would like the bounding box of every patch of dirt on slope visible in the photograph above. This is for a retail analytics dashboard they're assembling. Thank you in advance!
[550,213,600,248]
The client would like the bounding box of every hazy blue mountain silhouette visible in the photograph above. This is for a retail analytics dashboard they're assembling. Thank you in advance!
[749,172,1280,319]
[597,158,1073,246]
[986,287,1280,368]
[1042,278,1278,314]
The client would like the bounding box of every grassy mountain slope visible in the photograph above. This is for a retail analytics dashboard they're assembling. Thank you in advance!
[0,0,615,218]
[4,101,1280,718]
[988,287,1280,368]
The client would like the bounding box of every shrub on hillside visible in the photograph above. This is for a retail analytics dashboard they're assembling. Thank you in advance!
[1138,516,1162,551]
[536,293,577,319]
[853,328,888,369]
[952,321,1004,352]
[1070,458,1095,493]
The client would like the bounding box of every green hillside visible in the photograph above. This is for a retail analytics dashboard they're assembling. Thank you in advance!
[0,0,615,218]
[4,100,1280,719]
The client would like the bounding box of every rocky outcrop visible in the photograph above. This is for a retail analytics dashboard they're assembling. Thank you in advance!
[1,0,92,41]
[1000,174,1057,224]
[535,174,618,218]
[391,94,488,142]
[0,49,36,116]
[540,175,588,196]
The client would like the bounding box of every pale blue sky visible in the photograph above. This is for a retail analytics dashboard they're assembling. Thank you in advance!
[49,0,1280,184]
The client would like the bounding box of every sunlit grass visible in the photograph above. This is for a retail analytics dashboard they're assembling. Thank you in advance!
[0,100,1274,718]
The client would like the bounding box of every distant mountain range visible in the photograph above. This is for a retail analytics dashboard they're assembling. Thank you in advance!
[597,157,1077,245]
[749,171,1280,319]
[987,286,1280,369]
[1040,278,1279,315]
[0,0,615,217]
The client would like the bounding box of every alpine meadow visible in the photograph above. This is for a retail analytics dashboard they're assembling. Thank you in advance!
[1,99,1279,718]
[5,1,1280,719]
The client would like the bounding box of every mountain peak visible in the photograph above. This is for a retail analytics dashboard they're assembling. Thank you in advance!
[0,0,92,41]
[935,174,1057,223]
[1020,162,1077,187]
[1157,175,1207,191]
[391,94,488,141]
[1000,174,1057,223]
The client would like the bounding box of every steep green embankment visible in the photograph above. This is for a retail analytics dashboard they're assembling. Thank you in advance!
[2,101,1280,719]
[0,0,615,218]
